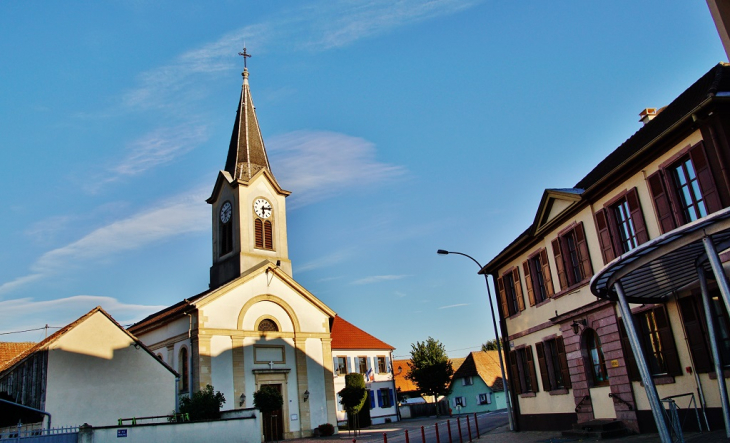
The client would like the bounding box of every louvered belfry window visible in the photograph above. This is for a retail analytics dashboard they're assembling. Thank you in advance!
[254,218,274,250]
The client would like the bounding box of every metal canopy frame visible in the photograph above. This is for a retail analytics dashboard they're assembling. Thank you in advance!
[589,206,730,442]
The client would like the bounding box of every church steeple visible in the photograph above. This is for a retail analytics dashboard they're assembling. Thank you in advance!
[224,48,272,181]
[207,48,292,290]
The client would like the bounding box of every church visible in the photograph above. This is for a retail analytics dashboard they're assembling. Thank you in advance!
[129,53,342,439]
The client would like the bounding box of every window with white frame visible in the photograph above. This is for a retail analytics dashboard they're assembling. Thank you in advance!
[453,396,466,407]
[478,393,491,405]
[335,356,347,375]
[377,356,387,373]
[462,376,473,386]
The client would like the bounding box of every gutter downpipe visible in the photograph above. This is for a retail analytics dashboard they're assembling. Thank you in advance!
[614,282,672,443]
[697,265,730,437]
[0,398,51,430]
[175,376,180,413]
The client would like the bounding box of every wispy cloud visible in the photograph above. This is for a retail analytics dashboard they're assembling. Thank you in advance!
[301,0,480,50]
[0,296,166,341]
[112,125,208,178]
[297,250,353,273]
[438,303,469,309]
[122,0,479,112]
[0,189,208,296]
[268,131,406,208]
[352,274,409,285]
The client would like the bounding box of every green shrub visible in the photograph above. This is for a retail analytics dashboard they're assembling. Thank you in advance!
[179,384,226,421]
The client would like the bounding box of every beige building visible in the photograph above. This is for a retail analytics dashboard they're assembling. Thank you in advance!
[0,307,177,428]
[129,62,341,440]
[483,63,730,435]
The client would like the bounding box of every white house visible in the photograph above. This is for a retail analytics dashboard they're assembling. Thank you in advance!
[331,317,398,425]
[0,307,177,429]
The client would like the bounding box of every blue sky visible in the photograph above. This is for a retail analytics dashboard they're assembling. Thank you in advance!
[0,1,725,358]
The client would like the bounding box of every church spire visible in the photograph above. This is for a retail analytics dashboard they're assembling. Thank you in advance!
[224,47,272,181]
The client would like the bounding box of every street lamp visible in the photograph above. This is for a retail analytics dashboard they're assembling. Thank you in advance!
[437,249,515,431]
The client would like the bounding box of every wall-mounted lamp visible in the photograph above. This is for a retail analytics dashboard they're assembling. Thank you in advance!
[397,366,402,375]
[303,390,310,402]
[239,393,246,407]
[571,319,587,335]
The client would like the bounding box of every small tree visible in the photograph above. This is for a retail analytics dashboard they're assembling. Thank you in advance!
[482,339,500,352]
[253,385,284,414]
[179,384,226,421]
[406,337,454,414]
[338,373,367,434]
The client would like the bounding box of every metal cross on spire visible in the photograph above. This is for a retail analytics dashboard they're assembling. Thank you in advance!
[238,46,251,70]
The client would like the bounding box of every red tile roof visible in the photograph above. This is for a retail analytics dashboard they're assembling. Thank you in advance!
[0,342,35,368]
[330,317,394,350]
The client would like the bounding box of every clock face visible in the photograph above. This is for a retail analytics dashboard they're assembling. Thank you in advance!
[220,201,232,224]
[254,198,272,218]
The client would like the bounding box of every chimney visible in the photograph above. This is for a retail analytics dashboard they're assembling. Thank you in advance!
[639,108,657,126]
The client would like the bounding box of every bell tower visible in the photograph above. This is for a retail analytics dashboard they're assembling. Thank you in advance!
[206,48,292,289]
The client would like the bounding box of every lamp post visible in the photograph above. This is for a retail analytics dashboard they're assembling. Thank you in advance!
[437,249,514,431]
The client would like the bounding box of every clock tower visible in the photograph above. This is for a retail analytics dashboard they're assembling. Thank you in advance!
[206,55,292,289]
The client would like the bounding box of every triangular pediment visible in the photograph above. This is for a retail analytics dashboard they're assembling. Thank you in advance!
[193,260,336,319]
[532,188,584,234]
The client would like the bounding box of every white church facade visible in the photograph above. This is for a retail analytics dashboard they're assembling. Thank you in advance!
[129,57,344,439]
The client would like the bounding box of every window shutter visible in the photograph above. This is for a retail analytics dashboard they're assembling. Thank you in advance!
[333,357,339,374]
[626,188,649,245]
[618,318,641,381]
[254,219,264,248]
[513,268,526,312]
[462,397,467,406]
[551,238,568,290]
[574,223,593,279]
[647,170,678,234]
[487,392,492,404]
[508,351,522,395]
[377,390,383,408]
[535,342,551,391]
[366,357,372,371]
[369,390,375,409]
[497,276,510,318]
[654,306,682,377]
[388,389,394,407]
[690,142,723,214]
[264,220,273,249]
[385,356,391,373]
[526,346,539,392]
[678,296,712,373]
[556,337,572,389]
[523,260,536,306]
[594,208,616,264]
[539,249,555,297]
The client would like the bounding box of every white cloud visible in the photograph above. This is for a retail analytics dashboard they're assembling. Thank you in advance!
[302,0,480,50]
[268,131,406,208]
[438,303,469,309]
[297,250,353,273]
[112,125,208,178]
[0,189,208,296]
[0,296,166,342]
[122,0,479,112]
[352,274,409,285]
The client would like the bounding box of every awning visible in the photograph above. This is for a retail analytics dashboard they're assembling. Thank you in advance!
[590,206,730,303]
